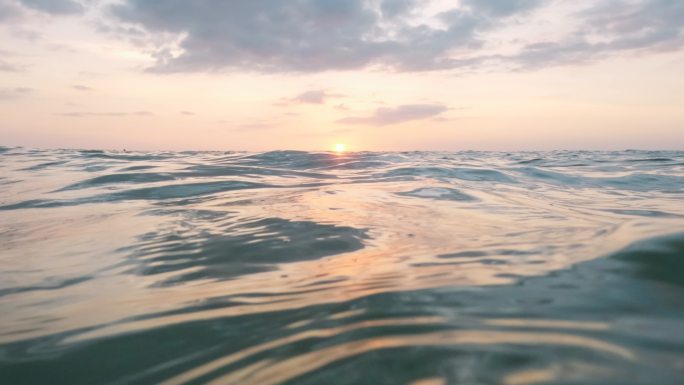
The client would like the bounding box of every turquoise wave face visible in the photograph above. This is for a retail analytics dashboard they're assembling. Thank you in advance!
[1,148,684,385]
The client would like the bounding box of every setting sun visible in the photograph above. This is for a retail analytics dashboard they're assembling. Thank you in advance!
[334,143,347,153]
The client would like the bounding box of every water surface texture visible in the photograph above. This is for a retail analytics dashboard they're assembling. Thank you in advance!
[1,148,684,384]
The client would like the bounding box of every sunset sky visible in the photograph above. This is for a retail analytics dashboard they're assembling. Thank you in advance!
[1,0,683,151]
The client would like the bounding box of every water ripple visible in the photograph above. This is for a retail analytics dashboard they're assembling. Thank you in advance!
[1,149,684,384]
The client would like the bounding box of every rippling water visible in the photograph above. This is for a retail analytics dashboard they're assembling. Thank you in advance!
[1,147,684,385]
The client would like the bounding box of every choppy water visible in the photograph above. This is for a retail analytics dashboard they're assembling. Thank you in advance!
[1,147,684,385]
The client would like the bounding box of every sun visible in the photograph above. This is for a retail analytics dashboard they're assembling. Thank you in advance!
[334,143,347,153]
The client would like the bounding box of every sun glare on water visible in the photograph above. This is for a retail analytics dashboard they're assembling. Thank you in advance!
[334,143,347,153]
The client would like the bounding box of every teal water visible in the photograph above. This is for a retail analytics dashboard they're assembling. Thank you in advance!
[1,148,684,384]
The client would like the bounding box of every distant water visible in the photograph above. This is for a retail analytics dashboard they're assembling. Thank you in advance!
[2,147,684,385]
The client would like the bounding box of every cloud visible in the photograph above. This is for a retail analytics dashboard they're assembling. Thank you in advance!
[0,0,83,25]
[460,0,544,16]
[511,0,684,69]
[108,0,531,73]
[337,104,448,126]
[292,90,328,104]
[56,111,153,117]
[180,111,195,116]
[0,50,26,72]
[0,0,23,21]
[287,89,344,105]
[72,85,93,91]
[0,87,33,100]
[11,28,41,41]
[19,0,83,15]
[379,0,415,19]
[0,59,23,72]
[104,0,684,74]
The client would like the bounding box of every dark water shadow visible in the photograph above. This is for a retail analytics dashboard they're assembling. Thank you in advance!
[2,233,683,385]
[116,212,369,285]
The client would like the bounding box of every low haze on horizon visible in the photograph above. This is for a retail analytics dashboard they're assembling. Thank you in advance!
[1,0,683,152]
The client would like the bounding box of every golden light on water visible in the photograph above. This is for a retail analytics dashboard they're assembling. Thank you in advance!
[334,143,347,153]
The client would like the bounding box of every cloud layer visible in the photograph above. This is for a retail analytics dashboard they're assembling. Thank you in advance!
[107,0,517,72]
[103,0,684,73]
[512,0,684,68]
[3,0,682,74]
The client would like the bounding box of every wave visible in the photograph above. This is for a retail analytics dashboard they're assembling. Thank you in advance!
[1,148,684,384]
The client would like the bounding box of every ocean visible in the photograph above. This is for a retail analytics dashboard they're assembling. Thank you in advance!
[1,147,684,384]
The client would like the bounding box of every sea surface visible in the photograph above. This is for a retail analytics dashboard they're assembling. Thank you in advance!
[1,147,684,385]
